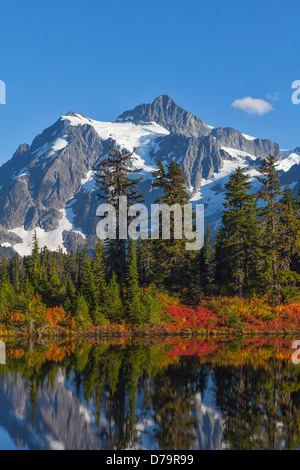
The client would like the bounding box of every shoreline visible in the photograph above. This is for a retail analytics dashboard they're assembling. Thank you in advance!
[0,329,300,339]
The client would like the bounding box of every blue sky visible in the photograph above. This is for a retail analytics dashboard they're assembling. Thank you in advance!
[0,0,299,165]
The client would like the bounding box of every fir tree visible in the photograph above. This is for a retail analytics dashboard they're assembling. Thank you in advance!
[28,231,41,288]
[221,167,260,296]
[136,238,156,286]
[75,246,84,294]
[198,224,214,288]
[278,184,300,300]
[63,277,76,313]
[213,226,227,289]
[93,145,144,281]
[152,159,191,288]
[92,238,108,307]
[257,155,283,300]
[107,272,123,322]
[82,257,98,321]
[75,295,92,327]
[49,259,61,297]
[280,184,300,271]
[125,239,147,325]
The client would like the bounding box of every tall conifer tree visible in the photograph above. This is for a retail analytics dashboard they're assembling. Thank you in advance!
[257,155,283,300]
[93,146,144,281]
[221,167,260,296]
[152,159,191,287]
[125,239,146,325]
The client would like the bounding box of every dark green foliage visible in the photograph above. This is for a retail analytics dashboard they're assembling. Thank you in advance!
[1,153,300,327]
[151,159,192,289]
[142,284,163,324]
[107,272,123,322]
[214,156,300,302]
[93,239,108,308]
[93,146,144,281]
[82,257,98,318]
[75,295,92,327]
[198,224,214,288]
[217,167,261,296]
[256,156,284,301]
[125,239,147,325]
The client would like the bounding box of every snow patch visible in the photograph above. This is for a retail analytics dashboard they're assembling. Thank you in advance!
[62,113,170,179]
[242,133,257,141]
[9,209,85,256]
[32,136,68,160]
[47,137,69,158]
[80,170,96,191]
[1,242,11,248]
[13,167,28,180]
[277,152,300,172]
[221,146,257,160]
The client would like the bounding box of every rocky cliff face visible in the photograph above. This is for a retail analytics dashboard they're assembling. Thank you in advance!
[117,94,212,138]
[211,127,281,159]
[153,133,227,189]
[0,95,294,255]
[0,114,108,232]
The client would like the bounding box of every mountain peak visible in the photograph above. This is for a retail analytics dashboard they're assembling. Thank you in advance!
[0,96,286,255]
[116,95,211,138]
[152,94,175,105]
[65,111,77,117]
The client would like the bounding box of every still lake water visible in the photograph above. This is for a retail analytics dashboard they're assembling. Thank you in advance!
[0,336,299,450]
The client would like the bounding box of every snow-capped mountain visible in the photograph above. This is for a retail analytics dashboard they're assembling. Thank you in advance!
[0,95,298,256]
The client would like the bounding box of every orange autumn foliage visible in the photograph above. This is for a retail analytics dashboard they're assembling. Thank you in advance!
[44,306,76,329]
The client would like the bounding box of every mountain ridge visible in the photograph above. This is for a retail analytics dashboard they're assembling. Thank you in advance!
[0,95,296,256]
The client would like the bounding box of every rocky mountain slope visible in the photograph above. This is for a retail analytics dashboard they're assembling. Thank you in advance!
[0,95,298,256]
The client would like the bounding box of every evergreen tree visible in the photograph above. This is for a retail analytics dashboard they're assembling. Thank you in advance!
[21,275,35,302]
[221,167,260,296]
[257,155,283,300]
[213,226,227,289]
[39,263,49,297]
[107,272,123,322]
[63,277,76,313]
[136,238,156,286]
[198,224,214,288]
[64,249,76,283]
[75,246,84,294]
[278,184,300,300]
[280,184,300,271]
[49,259,61,300]
[125,239,147,325]
[75,295,92,327]
[93,145,144,281]
[28,231,41,288]
[152,159,191,288]
[0,262,15,320]
[9,253,25,293]
[92,239,108,307]
[83,256,98,318]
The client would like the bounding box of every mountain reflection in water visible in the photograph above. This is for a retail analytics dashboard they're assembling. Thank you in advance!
[0,337,299,450]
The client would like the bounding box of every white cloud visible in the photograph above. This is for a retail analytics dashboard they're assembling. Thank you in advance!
[231,96,273,115]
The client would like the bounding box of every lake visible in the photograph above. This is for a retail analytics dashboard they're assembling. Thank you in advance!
[0,336,299,450]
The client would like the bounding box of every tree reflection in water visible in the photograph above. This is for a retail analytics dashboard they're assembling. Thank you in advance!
[0,337,299,450]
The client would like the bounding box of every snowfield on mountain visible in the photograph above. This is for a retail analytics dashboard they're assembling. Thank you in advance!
[0,95,298,255]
